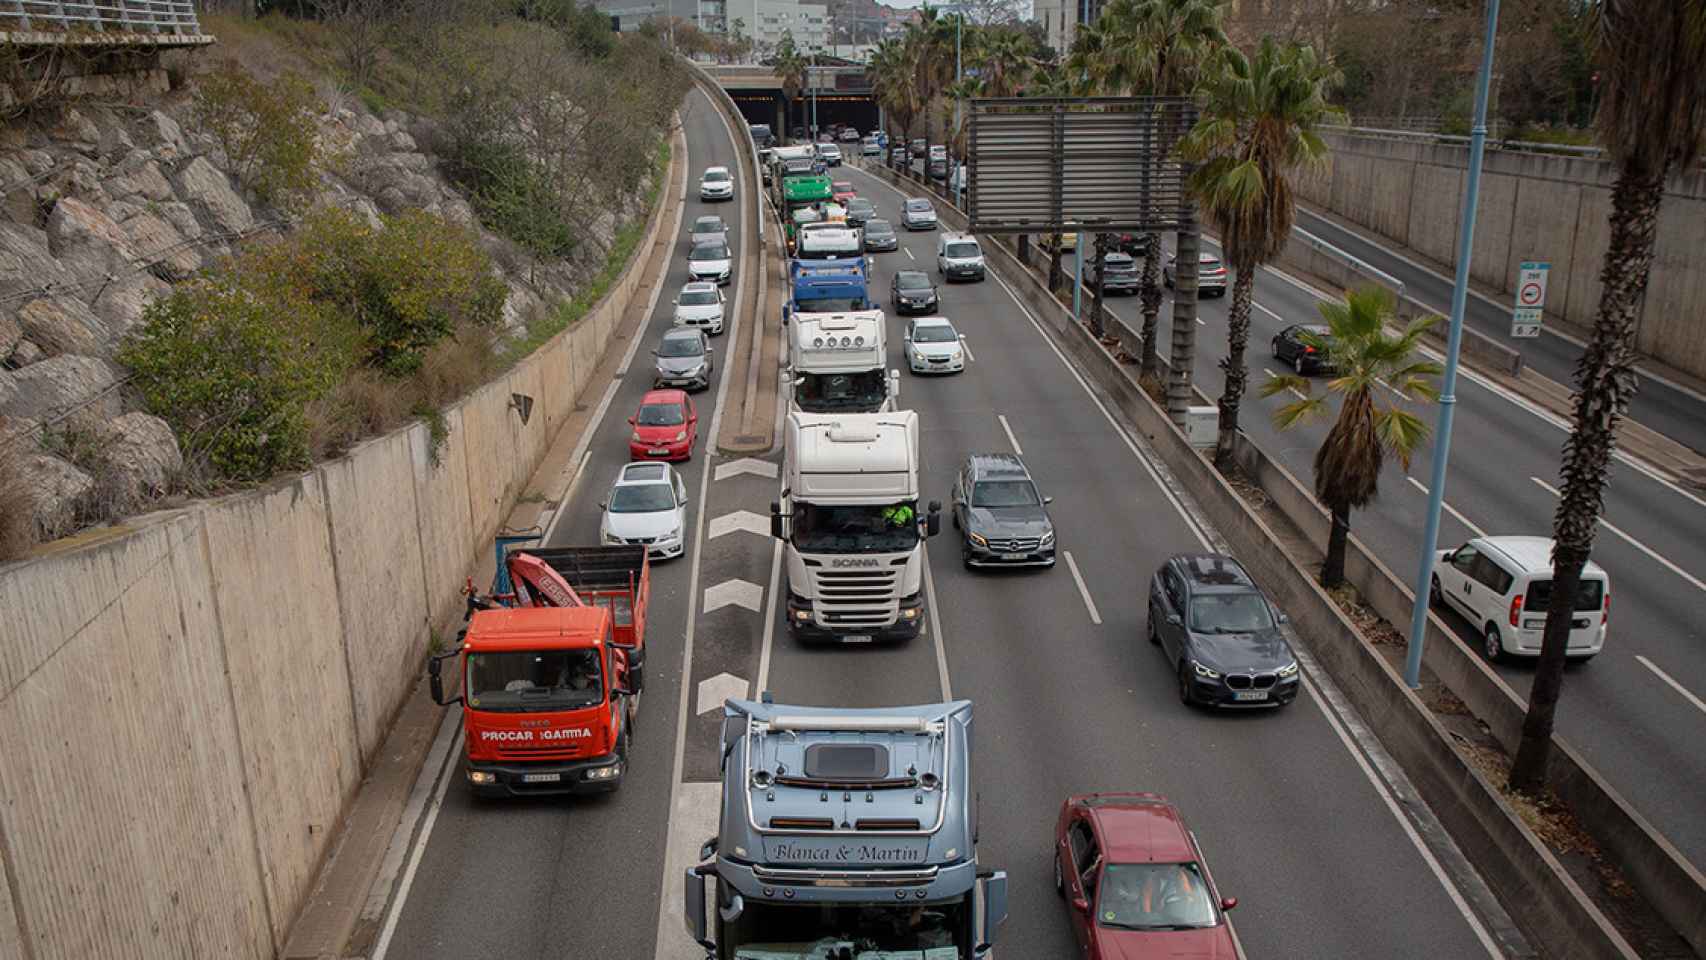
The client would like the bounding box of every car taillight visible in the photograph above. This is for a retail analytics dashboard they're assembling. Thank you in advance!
[1509,594,1523,627]
[1602,590,1610,625]
[1303,345,1316,354]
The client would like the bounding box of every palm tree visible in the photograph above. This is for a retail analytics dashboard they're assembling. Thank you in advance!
[1180,38,1341,470]
[775,33,807,138]
[870,37,919,144]
[972,27,1036,97]
[1086,0,1229,383]
[1508,0,1706,795]
[1262,287,1440,588]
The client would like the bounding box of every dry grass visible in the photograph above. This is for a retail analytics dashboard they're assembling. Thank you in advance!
[307,322,498,461]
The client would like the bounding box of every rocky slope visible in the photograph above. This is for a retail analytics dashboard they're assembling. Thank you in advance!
[0,90,635,541]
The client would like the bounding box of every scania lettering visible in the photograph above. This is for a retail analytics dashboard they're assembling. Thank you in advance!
[427,537,650,797]
[685,699,1009,959]
[770,411,940,643]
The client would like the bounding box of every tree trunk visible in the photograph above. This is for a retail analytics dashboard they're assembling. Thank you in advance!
[1214,267,1256,470]
[1508,164,1662,794]
[1322,502,1351,588]
[1017,234,1030,266]
[1048,236,1064,294]
[1138,233,1163,380]
[1089,233,1108,338]
[1167,217,1201,426]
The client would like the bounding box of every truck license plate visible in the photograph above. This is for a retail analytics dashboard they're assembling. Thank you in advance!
[1001,552,1027,561]
[522,773,562,783]
[842,635,873,643]
[1233,691,1269,702]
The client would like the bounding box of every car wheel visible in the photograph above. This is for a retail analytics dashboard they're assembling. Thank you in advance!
[961,541,974,570]
[1147,611,1160,646]
[1483,623,1506,663]
[1054,850,1064,896]
[1429,575,1443,607]
[1271,338,1281,359]
[1294,354,1306,375]
[1177,662,1195,707]
[952,510,960,530]
[1163,270,1174,289]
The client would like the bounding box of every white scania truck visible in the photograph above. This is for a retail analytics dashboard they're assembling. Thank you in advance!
[789,312,899,414]
[770,411,941,643]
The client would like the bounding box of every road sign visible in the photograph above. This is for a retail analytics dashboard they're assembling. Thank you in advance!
[1511,260,1550,338]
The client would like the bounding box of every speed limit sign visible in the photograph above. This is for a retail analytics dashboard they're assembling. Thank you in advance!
[1512,261,1550,338]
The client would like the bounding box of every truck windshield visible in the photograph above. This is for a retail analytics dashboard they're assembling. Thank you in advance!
[793,501,920,553]
[796,370,889,413]
[796,296,869,312]
[725,899,968,959]
[466,650,602,712]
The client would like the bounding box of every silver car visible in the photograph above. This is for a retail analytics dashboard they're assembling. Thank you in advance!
[904,316,964,374]
[689,214,727,247]
[653,327,714,392]
[901,197,938,231]
[699,166,734,201]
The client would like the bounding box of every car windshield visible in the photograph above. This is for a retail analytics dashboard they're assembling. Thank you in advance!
[1098,862,1218,931]
[465,649,603,712]
[724,899,968,959]
[636,402,685,426]
[795,369,889,413]
[798,297,869,312]
[944,242,980,258]
[896,273,931,291]
[971,479,1038,507]
[1189,593,1275,633]
[906,200,932,212]
[657,336,703,358]
[1204,257,1224,270]
[690,243,729,260]
[1525,577,1605,613]
[849,200,874,213]
[792,501,921,553]
[609,484,675,513]
[911,323,957,344]
[704,169,729,182]
[1107,255,1134,268]
[865,219,892,235]
[694,217,723,232]
[679,289,718,306]
[833,182,852,193]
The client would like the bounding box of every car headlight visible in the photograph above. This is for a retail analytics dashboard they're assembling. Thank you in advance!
[1039,529,1054,546]
[967,532,987,547]
[673,430,687,442]
[631,430,644,442]
[950,350,962,361]
[1276,661,1299,678]
[1191,659,1220,680]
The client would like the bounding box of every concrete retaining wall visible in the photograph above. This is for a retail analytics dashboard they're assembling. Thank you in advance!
[0,122,683,959]
[870,155,1648,957]
[1295,132,1706,379]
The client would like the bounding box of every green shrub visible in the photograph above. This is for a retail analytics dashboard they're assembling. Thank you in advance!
[121,270,358,482]
[193,60,325,208]
[444,140,577,261]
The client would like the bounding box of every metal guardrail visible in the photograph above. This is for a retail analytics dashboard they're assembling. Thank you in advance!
[1324,123,1608,160]
[3,0,202,36]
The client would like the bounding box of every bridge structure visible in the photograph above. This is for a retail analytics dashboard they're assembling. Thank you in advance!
[2,0,213,45]
[703,62,880,141]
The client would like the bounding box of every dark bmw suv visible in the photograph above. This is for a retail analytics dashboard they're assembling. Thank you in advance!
[951,453,1057,569]
[1148,554,1299,708]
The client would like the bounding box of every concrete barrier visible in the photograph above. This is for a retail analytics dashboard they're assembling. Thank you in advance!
[0,116,686,959]
[908,162,1646,957]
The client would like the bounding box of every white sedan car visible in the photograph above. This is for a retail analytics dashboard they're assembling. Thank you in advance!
[904,316,964,374]
[673,281,726,335]
[699,166,734,202]
[600,462,689,559]
[687,239,733,285]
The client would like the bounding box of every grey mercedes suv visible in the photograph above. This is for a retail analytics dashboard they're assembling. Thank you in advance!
[950,453,1056,569]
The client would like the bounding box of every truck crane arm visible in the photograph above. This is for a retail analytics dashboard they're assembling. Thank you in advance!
[464,551,585,612]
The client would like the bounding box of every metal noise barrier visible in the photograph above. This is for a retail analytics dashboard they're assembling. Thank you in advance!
[966,96,1199,236]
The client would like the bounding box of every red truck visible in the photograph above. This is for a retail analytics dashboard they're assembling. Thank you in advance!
[428,537,651,798]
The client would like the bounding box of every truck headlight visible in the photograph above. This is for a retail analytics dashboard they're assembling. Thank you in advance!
[1191,660,1220,680]
[792,608,812,622]
[900,605,921,621]
[1276,661,1299,678]
[468,771,496,784]
[586,763,622,781]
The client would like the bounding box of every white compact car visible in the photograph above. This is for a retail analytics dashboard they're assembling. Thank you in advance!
[904,316,964,374]
[699,166,734,202]
[687,239,733,285]
[817,143,843,167]
[601,462,689,560]
[673,281,726,335]
[1431,535,1609,662]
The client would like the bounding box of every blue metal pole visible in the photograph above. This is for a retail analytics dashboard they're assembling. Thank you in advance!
[1405,0,1501,689]
[1073,231,1086,319]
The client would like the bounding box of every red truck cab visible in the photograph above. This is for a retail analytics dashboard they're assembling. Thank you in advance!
[432,605,634,797]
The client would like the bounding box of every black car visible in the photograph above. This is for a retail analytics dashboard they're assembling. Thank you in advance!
[951,453,1056,569]
[927,157,948,181]
[891,270,939,314]
[863,218,899,252]
[845,197,877,227]
[1113,232,1154,257]
[1147,554,1300,709]
[1271,323,1336,376]
[1101,251,1139,294]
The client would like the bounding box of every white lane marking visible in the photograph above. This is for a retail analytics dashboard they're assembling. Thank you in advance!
[1301,675,1504,957]
[1635,655,1706,717]
[704,577,764,614]
[1261,259,1706,513]
[958,335,975,362]
[714,457,778,481]
[1254,301,1289,325]
[905,247,915,260]
[1196,316,1206,326]
[997,413,1023,455]
[361,707,461,930]
[755,534,783,693]
[1063,551,1102,625]
[695,671,749,715]
[707,509,770,540]
[1262,367,1306,401]
[1406,476,1488,538]
[371,719,462,960]
[922,546,953,700]
[1529,476,1706,593]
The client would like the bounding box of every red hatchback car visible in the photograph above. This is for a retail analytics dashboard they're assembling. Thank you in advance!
[1054,793,1239,959]
[831,181,856,204]
[628,389,698,462]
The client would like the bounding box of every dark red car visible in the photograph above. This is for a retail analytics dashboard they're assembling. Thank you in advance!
[628,389,698,462]
[831,181,856,204]
[1054,793,1239,959]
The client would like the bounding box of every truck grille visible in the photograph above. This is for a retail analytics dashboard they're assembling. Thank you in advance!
[813,568,900,627]
[492,740,589,762]
[1225,673,1277,690]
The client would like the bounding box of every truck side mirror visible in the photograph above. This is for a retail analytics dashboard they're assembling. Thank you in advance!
[770,501,784,540]
[976,870,1009,955]
[427,654,461,707]
[684,867,715,950]
[926,501,942,538]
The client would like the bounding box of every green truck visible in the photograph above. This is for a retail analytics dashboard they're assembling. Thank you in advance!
[781,174,833,250]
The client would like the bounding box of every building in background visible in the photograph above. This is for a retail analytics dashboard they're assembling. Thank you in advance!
[1034,0,1103,54]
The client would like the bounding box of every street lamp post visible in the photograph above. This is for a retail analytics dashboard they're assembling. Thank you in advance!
[1404,0,1502,689]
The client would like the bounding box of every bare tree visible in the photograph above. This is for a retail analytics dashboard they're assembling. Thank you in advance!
[312,0,393,89]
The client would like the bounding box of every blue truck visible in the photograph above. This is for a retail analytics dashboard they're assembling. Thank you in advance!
[783,260,897,414]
